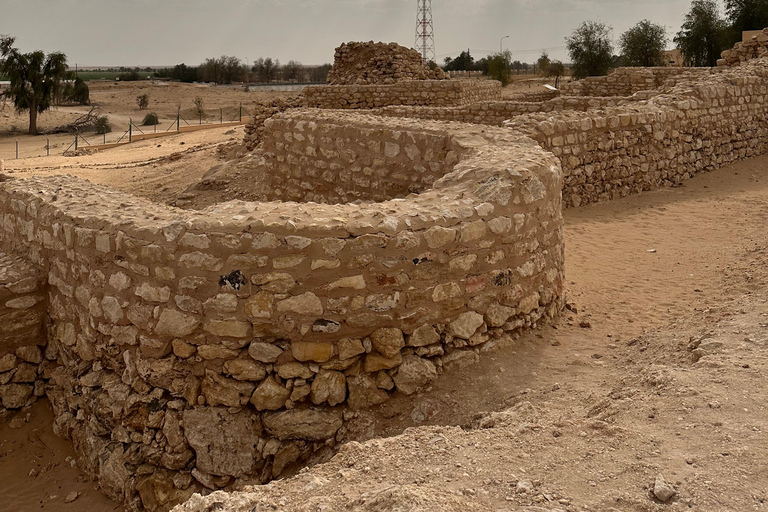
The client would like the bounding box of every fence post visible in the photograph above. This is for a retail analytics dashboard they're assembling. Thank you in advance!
[103,133,106,144]
[239,103,242,122]
[199,113,202,125]
[220,107,223,124]
[46,137,50,157]
[129,119,132,143]
[177,110,180,133]
[74,135,78,151]
[15,139,18,159]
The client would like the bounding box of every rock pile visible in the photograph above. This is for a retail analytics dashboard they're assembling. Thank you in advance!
[326,41,447,85]
[719,28,768,67]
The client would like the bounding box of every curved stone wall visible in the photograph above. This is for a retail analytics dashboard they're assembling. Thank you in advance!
[0,112,564,510]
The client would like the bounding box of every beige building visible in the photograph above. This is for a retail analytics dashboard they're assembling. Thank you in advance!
[663,49,684,67]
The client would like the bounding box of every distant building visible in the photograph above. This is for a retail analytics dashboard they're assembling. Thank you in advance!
[663,49,684,67]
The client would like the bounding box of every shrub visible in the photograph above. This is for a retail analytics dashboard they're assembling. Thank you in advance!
[137,93,149,110]
[142,112,159,125]
[487,51,512,86]
[94,116,111,134]
[70,78,90,105]
[193,96,204,115]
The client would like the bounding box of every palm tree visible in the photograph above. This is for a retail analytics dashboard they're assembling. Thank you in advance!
[0,36,68,135]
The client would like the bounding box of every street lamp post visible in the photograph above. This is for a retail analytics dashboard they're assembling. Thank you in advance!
[500,35,509,54]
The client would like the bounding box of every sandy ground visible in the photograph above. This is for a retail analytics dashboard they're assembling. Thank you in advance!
[1,116,767,511]
[0,82,292,160]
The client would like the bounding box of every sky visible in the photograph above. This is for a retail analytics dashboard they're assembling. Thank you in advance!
[0,0,702,67]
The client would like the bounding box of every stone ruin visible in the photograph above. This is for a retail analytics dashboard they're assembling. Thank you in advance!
[719,28,768,67]
[2,38,768,512]
[326,41,447,85]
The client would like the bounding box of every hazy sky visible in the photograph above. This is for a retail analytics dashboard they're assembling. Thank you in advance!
[0,0,700,67]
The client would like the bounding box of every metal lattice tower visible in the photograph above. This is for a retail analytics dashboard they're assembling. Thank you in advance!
[415,0,436,64]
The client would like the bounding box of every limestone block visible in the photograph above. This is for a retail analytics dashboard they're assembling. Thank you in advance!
[291,341,334,363]
[407,324,440,347]
[448,312,485,340]
[182,408,262,478]
[262,409,343,441]
[392,355,438,395]
[250,376,290,411]
[347,374,390,410]
[310,370,347,406]
[244,341,282,364]
[224,359,267,381]
[369,327,405,358]
[276,293,323,316]
[155,310,200,338]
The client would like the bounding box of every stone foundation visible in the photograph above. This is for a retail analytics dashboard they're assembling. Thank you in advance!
[560,66,715,97]
[0,112,564,511]
[302,80,501,109]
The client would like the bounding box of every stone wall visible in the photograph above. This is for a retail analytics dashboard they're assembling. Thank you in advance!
[372,95,634,127]
[302,80,501,109]
[506,57,768,207]
[0,252,48,417]
[256,111,457,203]
[0,112,564,511]
[560,67,714,97]
[719,27,768,67]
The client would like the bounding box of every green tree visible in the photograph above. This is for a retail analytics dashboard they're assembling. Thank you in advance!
[620,20,668,67]
[537,51,551,75]
[0,35,68,135]
[547,60,566,88]
[566,21,615,79]
[70,77,90,105]
[674,0,728,67]
[487,50,512,86]
[443,50,474,71]
[725,0,768,35]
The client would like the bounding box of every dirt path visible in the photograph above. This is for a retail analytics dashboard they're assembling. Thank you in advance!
[2,149,768,511]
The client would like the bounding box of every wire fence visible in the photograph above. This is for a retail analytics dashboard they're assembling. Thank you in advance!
[0,104,245,160]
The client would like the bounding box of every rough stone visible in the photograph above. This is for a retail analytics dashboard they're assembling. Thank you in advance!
[369,327,405,358]
[250,376,290,411]
[155,309,200,338]
[347,374,390,409]
[182,408,262,478]
[407,324,440,347]
[310,370,347,406]
[277,292,323,316]
[448,312,485,339]
[248,342,283,363]
[392,355,438,395]
[262,409,343,440]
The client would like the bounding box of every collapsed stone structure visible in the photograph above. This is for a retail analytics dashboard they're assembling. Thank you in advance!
[3,37,768,512]
[719,28,768,67]
[326,42,447,85]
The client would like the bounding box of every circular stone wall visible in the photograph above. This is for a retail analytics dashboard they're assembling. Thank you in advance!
[0,111,564,510]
